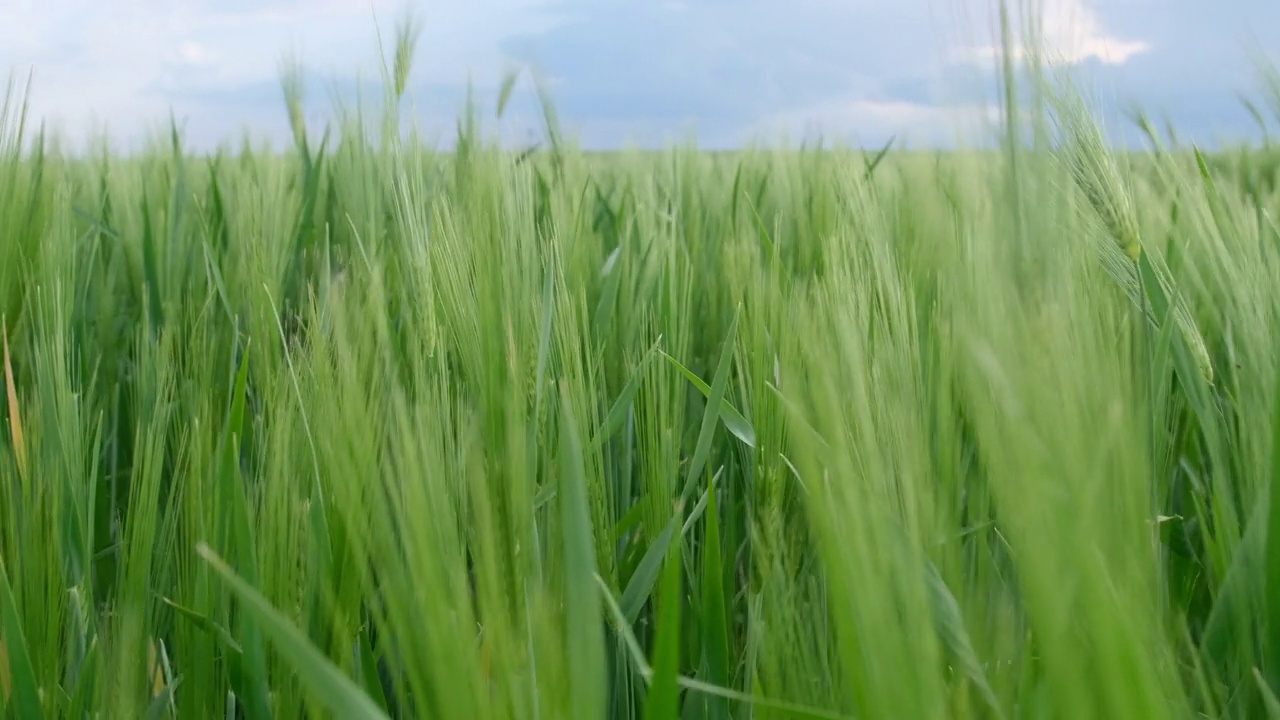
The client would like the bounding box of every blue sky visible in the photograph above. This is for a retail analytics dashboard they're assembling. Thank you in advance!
[1,0,1278,152]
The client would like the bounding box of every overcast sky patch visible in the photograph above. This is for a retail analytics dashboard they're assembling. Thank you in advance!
[1,0,1278,151]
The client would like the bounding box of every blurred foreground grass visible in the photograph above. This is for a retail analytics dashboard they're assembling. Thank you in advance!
[3,19,1280,720]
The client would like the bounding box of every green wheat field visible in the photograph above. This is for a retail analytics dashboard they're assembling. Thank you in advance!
[2,18,1280,720]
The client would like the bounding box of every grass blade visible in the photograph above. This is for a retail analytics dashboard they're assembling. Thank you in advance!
[593,245,624,340]
[160,597,243,655]
[1257,668,1280,720]
[197,544,390,720]
[355,630,391,716]
[0,559,41,719]
[2,318,24,480]
[699,473,731,720]
[558,387,607,720]
[660,349,755,450]
[144,675,182,720]
[215,341,271,719]
[592,335,663,448]
[863,135,896,179]
[681,307,741,503]
[643,524,682,720]
[1266,347,1280,690]
[620,516,678,624]
[597,575,853,720]
[67,638,99,719]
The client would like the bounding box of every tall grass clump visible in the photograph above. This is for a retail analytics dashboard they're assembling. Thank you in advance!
[2,4,1280,718]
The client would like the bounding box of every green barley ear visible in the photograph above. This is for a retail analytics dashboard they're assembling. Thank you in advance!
[1049,78,1214,386]
[278,53,307,152]
[1051,86,1143,261]
[392,15,422,101]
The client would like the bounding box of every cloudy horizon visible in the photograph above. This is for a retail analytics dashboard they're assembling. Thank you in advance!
[2,0,1278,154]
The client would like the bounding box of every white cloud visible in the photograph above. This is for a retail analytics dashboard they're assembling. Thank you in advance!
[175,41,212,68]
[955,0,1150,66]
[0,0,1258,152]
[0,0,564,150]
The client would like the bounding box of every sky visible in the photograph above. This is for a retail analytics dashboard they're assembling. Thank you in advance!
[1,0,1278,153]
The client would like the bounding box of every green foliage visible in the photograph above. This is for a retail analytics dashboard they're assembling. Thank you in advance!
[2,12,1280,720]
